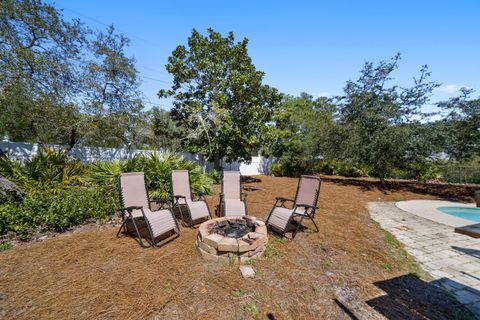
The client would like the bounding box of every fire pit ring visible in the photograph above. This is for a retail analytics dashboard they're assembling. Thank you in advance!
[196,216,268,263]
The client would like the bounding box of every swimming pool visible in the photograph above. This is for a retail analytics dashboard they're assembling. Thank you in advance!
[437,207,480,222]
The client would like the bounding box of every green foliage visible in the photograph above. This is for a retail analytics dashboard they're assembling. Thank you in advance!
[159,28,282,168]
[336,54,439,184]
[242,300,259,316]
[0,148,86,191]
[0,242,13,251]
[439,161,480,184]
[232,288,246,298]
[0,149,212,239]
[0,1,145,150]
[438,88,480,160]
[266,93,336,177]
[0,187,116,239]
[313,160,370,178]
[207,169,222,184]
[87,152,213,198]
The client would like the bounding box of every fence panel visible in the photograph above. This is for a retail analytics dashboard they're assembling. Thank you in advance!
[0,140,270,175]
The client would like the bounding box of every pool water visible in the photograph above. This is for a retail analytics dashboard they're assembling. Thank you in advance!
[437,207,480,222]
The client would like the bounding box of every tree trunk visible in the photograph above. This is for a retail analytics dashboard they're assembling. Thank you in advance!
[65,128,76,153]
[213,156,222,171]
[378,171,386,189]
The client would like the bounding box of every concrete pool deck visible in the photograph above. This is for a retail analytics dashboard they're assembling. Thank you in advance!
[369,201,480,316]
[396,200,476,227]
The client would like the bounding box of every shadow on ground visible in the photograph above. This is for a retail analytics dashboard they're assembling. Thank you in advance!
[367,274,476,319]
[321,176,476,202]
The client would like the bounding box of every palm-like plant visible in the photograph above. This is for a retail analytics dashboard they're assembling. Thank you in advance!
[86,152,213,198]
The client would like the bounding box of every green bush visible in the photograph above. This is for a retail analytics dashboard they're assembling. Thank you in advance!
[270,159,315,177]
[0,187,117,239]
[440,164,480,184]
[0,149,213,239]
[0,148,86,192]
[313,160,370,178]
[87,152,213,198]
[207,169,222,184]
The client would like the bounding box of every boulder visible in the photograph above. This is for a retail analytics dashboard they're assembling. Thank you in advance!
[0,176,25,202]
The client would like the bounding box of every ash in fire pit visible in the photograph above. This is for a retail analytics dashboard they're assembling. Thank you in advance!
[212,219,253,238]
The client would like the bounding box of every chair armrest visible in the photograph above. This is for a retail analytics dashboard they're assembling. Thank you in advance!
[150,198,172,209]
[118,206,143,212]
[295,203,317,210]
[275,197,294,203]
[173,195,186,200]
[150,198,171,204]
[117,206,143,219]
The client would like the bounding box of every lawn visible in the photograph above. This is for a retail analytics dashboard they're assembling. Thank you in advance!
[0,175,475,319]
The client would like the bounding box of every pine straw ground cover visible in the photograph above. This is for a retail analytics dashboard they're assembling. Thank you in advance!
[0,175,476,319]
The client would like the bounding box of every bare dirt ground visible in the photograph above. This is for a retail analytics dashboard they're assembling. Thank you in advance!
[0,175,476,319]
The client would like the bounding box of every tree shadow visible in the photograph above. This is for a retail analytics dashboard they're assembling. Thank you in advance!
[242,176,262,183]
[321,176,476,202]
[452,245,480,259]
[366,274,476,319]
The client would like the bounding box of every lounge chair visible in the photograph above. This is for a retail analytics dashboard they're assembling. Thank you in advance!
[171,170,212,227]
[265,175,321,239]
[218,171,248,217]
[117,172,180,247]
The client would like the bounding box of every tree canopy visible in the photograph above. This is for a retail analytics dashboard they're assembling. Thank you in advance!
[159,28,282,169]
[335,54,439,184]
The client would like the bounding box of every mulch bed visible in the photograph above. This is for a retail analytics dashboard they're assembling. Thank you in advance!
[0,175,476,319]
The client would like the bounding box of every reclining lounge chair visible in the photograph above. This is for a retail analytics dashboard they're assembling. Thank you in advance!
[266,175,321,239]
[171,170,212,227]
[117,172,180,247]
[218,171,248,217]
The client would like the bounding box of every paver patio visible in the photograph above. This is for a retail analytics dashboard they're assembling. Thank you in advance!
[369,202,480,317]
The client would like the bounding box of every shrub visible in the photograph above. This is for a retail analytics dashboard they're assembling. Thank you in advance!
[0,150,213,239]
[0,148,86,191]
[0,186,117,239]
[313,160,370,178]
[87,152,213,198]
[207,169,222,184]
[270,160,314,177]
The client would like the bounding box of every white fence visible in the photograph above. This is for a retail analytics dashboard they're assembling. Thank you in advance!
[0,140,271,176]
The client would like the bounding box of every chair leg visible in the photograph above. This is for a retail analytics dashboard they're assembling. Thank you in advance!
[291,215,305,239]
[307,214,319,233]
[130,217,150,248]
[116,218,129,237]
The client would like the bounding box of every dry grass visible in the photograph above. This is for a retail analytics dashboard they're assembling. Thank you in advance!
[0,175,475,319]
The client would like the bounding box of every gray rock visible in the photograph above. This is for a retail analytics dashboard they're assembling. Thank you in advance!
[239,265,255,279]
[0,176,25,202]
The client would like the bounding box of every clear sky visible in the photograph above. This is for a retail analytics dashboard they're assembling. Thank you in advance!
[56,0,480,113]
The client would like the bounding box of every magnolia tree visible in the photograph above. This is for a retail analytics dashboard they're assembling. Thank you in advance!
[159,28,281,169]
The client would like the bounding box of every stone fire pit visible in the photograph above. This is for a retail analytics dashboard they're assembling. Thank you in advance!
[196,216,268,263]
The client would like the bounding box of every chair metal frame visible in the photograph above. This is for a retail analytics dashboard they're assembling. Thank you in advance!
[117,173,180,247]
[265,175,321,239]
[217,171,248,217]
[170,170,212,228]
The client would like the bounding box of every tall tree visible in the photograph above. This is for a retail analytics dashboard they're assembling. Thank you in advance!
[159,28,281,169]
[265,93,336,175]
[337,54,438,185]
[438,88,480,160]
[0,0,85,144]
[79,25,143,149]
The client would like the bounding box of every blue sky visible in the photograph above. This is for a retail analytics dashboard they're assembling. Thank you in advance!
[56,0,480,114]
